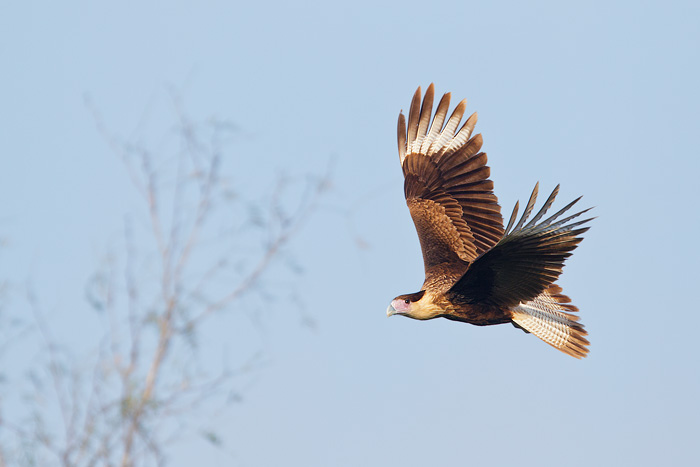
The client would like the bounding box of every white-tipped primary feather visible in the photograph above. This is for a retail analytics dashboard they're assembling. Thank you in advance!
[400,88,480,163]
[422,93,451,155]
[443,112,478,155]
[408,86,434,155]
[398,112,407,165]
[415,84,435,152]
[433,100,467,156]
[406,87,422,155]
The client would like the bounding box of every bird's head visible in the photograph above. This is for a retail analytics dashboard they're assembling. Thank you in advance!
[387,290,441,320]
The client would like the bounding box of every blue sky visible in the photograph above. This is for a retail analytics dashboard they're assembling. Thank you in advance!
[1,1,699,466]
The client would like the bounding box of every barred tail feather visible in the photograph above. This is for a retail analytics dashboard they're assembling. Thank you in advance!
[511,284,589,359]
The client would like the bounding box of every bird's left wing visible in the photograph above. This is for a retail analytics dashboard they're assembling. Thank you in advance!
[398,84,504,274]
[449,184,593,307]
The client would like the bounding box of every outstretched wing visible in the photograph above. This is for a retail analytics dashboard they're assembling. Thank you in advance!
[398,84,504,275]
[449,184,593,307]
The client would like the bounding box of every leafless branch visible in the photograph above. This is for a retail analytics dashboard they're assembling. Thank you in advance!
[0,92,328,466]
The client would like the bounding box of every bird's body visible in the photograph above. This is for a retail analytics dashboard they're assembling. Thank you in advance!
[387,84,592,358]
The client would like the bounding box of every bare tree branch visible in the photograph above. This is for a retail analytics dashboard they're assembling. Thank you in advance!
[0,92,328,466]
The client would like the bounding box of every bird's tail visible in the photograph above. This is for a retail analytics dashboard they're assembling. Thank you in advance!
[511,284,589,358]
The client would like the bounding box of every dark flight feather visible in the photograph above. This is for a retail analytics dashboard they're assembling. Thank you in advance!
[449,185,593,308]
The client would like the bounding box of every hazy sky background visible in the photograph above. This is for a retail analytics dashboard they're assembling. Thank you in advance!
[2,1,699,466]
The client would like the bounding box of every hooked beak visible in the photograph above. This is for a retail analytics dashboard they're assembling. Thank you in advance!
[386,304,397,317]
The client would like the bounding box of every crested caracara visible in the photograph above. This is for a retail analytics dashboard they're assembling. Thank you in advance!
[387,84,593,358]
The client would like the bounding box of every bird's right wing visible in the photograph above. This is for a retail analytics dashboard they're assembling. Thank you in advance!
[398,85,504,275]
[449,184,593,308]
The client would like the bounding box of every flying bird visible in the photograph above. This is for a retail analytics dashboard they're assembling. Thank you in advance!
[387,84,593,358]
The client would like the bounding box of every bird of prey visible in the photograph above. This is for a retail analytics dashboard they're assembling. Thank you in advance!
[386,84,592,358]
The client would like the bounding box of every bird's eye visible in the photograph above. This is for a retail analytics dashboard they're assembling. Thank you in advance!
[404,299,410,304]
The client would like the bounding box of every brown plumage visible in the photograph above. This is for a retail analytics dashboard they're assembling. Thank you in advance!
[387,84,593,359]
